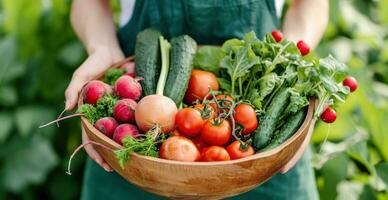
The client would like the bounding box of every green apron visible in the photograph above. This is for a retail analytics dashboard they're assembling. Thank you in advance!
[81,0,319,199]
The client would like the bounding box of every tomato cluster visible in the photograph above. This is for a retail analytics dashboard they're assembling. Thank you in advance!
[160,70,258,162]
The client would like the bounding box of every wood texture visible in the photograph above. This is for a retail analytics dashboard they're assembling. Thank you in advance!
[78,57,317,200]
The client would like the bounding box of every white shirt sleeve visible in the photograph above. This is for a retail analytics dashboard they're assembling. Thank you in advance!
[119,0,136,27]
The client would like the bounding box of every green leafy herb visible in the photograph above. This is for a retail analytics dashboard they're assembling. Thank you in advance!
[194,46,225,75]
[77,95,118,124]
[115,129,167,168]
[103,68,126,85]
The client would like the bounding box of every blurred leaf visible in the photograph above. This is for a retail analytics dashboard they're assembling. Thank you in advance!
[375,162,388,186]
[378,0,388,25]
[319,154,349,200]
[0,37,22,83]
[0,135,58,192]
[0,112,13,143]
[347,142,375,174]
[14,106,56,137]
[0,85,17,106]
[336,181,363,200]
[58,41,85,67]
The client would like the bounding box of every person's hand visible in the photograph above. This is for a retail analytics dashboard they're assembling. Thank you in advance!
[279,117,315,173]
[65,46,124,172]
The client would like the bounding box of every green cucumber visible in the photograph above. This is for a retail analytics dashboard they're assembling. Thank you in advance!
[134,28,162,96]
[164,35,197,104]
[253,87,291,150]
[260,108,307,151]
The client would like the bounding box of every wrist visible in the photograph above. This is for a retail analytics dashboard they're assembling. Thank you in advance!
[89,44,125,63]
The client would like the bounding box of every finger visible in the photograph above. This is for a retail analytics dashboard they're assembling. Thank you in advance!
[280,122,314,173]
[65,54,110,110]
[82,128,113,172]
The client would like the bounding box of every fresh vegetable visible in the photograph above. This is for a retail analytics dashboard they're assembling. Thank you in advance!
[210,94,234,114]
[233,104,258,135]
[134,28,162,96]
[113,124,140,145]
[253,88,291,150]
[193,46,225,75]
[226,141,255,159]
[175,108,205,137]
[200,146,230,161]
[160,136,200,162]
[271,30,283,43]
[135,94,178,133]
[164,35,197,104]
[115,129,166,168]
[194,104,215,121]
[184,70,219,104]
[83,80,112,105]
[201,119,231,146]
[94,117,118,138]
[114,75,142,100]
[262,109,306,151]
[320,106,337,123]
[342,76,358,92]
[113,98,137,123]
[155,36,171,96]
[120,62,136,77]
[297,40,310,56]
[103,68,126,85]
[192,136,208,152]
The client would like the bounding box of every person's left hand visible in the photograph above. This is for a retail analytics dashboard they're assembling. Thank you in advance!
[279,119,315,173]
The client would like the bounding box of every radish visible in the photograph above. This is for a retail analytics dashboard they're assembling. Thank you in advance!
[297,40,310,56]
[113,124,140,145]
[342,76,358,92]
[320,107,336,123]
[271,30,283,43]
[113,99,137,123]
[135,94,177,134]
[83,80,112,105]
[120,62,136,77]
[114,75,142,100]
[94,117,118,138]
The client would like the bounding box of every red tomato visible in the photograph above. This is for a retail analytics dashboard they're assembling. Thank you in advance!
[175,108,205,137]
[226,141,255,160]
[342,76,358,92]
[210,94,234,114]
[201,119,231,146]
[192,136,209,152]
[160,136,200,162]
[271,30,283,42]
[233,104,258,135]
[201,146,230,161]
[194,104,216,121]
[320,106,336,123]
[184,70,219,104]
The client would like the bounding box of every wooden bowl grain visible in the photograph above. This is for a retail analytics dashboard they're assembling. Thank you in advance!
[78,57,317,200]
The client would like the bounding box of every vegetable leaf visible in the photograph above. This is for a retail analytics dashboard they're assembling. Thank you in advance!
[103,68,125,85]
[194,46,224,75]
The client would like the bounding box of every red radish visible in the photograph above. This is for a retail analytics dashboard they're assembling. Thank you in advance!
[320,107,337,123]
[113,99,137,123]
[94,117,118,138]
[342,76,358,92]
[120,62,136,77]
[83,80,112,105]
[135,95,178,134]
[114,75,142,100]
[271,30,283,42]
[113,124,140,145]
[297,40,310,56]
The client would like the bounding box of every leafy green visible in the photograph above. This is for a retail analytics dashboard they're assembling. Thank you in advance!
[102,68,125,85]
[115,130,167,168]
[78,95,118,124]
[194,46,224,75]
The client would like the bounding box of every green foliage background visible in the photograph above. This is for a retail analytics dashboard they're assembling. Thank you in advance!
[0,0,387,199]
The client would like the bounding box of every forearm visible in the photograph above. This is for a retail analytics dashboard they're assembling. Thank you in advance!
[282,0,329,49]
[70,0,123,59]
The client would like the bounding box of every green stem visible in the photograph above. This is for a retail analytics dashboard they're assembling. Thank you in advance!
[231,78,235,96]
[156,36,171,96]
[266,42,291,74]
[239,78,243,97]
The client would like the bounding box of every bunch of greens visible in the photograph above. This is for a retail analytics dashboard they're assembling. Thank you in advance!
[77,95,118,124]
[115,128,167,168]
[103,68,126,85]
[194,32,350,118]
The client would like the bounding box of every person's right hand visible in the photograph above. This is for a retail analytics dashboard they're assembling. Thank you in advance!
[65,46,124,172]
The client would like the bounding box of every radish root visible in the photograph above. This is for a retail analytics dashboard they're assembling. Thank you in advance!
[39,113,84,128]
[56,106,67,127]
[66,141,114,175]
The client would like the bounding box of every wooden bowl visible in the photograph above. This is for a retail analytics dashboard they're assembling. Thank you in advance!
[78,57,317,200]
